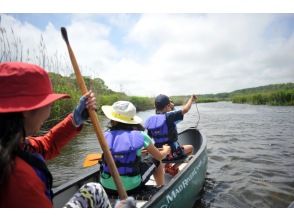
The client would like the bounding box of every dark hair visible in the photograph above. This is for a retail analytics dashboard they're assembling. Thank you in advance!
[108,121,145,131]
[0,113,25,186]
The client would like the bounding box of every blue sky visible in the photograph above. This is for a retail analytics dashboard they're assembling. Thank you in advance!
[1,13,294,96]
[9,14,72,30]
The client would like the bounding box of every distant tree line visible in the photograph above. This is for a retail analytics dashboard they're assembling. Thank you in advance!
[171,83,294,107]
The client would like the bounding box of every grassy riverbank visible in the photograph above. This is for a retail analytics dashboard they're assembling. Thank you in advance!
[186,83,294,106]
[231,90,294,105]
[46,75,294,128]
[231,83,294,106]
[45,72,154,127]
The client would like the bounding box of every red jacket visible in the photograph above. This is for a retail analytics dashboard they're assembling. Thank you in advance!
[0,114,82,208]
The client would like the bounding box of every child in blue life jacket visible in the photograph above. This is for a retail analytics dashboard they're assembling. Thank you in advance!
[99,101,171,194]
[145,94,196,161]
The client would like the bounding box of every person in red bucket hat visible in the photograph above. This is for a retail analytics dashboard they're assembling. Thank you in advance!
[0,62,113,208]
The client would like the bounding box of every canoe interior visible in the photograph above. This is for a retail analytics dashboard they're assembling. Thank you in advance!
[52,127,206,208]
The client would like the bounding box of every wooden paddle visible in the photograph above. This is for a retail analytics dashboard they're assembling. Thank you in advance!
[61,27,128,200]
[83,147,167,168]
[83,148,158,168]
[83,153,102,168]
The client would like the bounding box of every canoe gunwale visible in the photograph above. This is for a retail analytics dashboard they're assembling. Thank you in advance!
[52,167,100,198]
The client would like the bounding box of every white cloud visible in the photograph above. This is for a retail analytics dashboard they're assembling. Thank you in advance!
[0,15,42,61]
[119,14,294,95]
[1,13,294,96]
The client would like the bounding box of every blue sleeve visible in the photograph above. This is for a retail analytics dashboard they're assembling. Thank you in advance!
[166,110,183,123]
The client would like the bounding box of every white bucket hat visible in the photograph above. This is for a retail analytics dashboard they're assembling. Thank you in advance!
[101,101,142,124]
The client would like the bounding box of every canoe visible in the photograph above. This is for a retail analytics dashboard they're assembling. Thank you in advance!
[52,127,208,208]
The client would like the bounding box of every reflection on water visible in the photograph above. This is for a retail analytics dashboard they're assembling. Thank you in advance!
[48,102,294,207]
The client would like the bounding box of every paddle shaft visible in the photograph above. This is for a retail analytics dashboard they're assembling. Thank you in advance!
[61,27,128,200]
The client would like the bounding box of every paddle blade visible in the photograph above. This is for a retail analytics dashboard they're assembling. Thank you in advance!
[61,27,69,44]
[83,153,102,168]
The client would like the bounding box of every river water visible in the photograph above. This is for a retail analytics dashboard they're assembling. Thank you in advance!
[48,102,294,208]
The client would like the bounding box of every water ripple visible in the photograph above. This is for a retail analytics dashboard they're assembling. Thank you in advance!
[48,102,294,207]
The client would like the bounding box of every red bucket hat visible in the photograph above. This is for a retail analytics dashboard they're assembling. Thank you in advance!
[0,62,70,113]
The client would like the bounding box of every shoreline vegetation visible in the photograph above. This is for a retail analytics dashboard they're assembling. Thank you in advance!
[47,72,294,128]
[171,82,294,106]
[1,20,293,128]
[46,72,156,127]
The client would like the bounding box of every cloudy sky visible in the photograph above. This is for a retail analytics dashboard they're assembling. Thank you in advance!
[1,13,294,96]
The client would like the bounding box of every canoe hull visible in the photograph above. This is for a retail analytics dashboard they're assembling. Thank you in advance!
[144,128,207,207]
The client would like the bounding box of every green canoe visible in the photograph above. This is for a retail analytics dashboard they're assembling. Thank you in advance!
[53,128,208,208]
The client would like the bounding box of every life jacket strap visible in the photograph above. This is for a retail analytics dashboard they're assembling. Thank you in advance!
[16,149,53,201]
[101,154,141,177]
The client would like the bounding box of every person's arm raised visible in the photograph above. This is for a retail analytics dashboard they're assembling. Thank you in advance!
[182,94,197,115]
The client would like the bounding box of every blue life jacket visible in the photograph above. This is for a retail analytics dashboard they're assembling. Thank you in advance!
[101,130,144,177]
[17,149,53,201]
[144,114,170,145]
[145,114,185,158]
